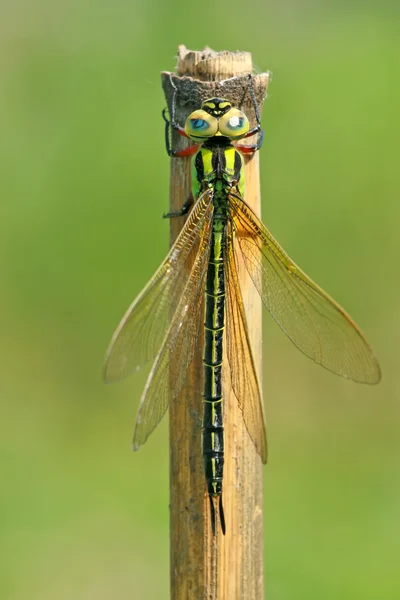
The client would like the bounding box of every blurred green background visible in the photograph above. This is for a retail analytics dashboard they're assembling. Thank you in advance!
[1,1,399,598]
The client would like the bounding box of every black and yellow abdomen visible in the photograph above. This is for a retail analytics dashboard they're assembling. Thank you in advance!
[195,142,244,535]
[203,217,226,530]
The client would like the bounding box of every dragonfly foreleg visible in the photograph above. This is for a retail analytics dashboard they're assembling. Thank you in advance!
[163,194,194,219]
[162,105,200,158]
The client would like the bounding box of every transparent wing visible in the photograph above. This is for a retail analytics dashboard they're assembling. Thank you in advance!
[229,192,381,384]
[133,208,212,448]
[104,190,213,383]
[225,221,267,463]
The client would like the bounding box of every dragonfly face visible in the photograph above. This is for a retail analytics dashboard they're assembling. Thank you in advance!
[184,98,250,142]
[104,73,381,537]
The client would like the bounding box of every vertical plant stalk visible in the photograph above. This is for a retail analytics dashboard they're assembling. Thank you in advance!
[162,45,270,600]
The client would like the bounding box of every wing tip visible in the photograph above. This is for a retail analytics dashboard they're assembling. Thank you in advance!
[102,355,116,384]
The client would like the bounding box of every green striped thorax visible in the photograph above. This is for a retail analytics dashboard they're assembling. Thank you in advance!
[185,97,249,200]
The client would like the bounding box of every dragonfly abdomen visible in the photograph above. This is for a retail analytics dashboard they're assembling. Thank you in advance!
[202,211,227,535]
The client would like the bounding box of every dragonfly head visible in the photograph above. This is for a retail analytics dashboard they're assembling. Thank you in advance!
[184,98,250,142]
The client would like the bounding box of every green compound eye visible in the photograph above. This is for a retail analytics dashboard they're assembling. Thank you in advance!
[190,118,209,130]
[227,116,245,129]
[219,108,249,139]
[185,110,218,140]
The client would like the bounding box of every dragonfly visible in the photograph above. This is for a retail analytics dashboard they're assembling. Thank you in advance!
[104,73,381,536]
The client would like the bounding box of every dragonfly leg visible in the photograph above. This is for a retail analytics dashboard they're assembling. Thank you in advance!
[163,194,194,219]
[235,128,264,154]
[162,108,200,157]
[235,73,265,154]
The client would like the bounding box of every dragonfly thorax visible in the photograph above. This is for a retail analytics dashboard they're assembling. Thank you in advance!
[192,145,245,200]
